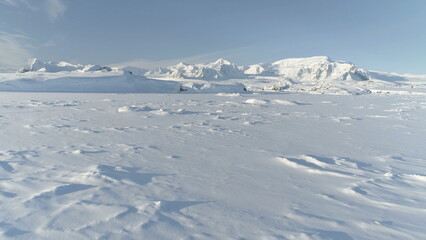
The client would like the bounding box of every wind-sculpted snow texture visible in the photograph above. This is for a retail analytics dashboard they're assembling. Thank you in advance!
[0,92,425,239]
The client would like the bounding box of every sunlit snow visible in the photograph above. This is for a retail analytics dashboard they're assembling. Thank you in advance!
[0,57,425,239]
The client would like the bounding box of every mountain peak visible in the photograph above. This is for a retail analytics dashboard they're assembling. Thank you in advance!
[176,62,188,67]
[272,56,332,65]
[211,58,232,65]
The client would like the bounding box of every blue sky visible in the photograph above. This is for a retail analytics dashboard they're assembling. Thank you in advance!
[1,0,425,73]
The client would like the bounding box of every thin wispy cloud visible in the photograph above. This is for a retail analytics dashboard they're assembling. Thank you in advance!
[0,31,32,72]
[0,0,66,21]
[43,0,66,22]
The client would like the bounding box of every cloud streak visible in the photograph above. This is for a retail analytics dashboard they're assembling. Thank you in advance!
[0,0,66,21]
[0,31,32,72]
[44,0,66,22]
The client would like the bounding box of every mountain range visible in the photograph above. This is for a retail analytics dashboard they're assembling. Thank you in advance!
[2,56,425,95]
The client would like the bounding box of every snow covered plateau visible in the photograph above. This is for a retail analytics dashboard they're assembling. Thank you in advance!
[0,57,425,239]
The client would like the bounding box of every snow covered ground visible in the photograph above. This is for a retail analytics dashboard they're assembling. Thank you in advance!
[1,92,425,239]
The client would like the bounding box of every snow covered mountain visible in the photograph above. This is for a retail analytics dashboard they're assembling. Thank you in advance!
[146,56,369,82]
[142,56,375,94]
[245,56,370,81]
[3,56,426,94]
[2,59,246,93]
[18,58,113,73]
[146,58,245,80]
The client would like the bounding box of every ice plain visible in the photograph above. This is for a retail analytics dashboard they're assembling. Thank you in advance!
[0,92,425,239]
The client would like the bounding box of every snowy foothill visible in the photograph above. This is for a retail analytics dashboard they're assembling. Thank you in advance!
[0,57,426,239]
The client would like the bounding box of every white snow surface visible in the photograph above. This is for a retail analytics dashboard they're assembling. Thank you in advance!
[0,92,425,239]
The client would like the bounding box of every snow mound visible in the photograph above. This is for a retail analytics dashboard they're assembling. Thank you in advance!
[82,64,113,72]
[245,98,268,105]
[118,105,153,112]
[18,58,113,73]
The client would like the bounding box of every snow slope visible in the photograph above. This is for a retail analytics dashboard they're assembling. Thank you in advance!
[0,92,425,239]
[0,71,182,93]
[0,70,246,93]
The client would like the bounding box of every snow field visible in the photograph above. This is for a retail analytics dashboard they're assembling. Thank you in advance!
[0,92,425,239]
